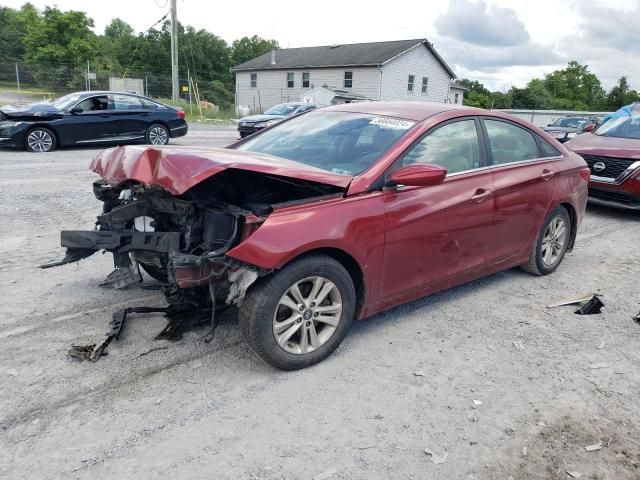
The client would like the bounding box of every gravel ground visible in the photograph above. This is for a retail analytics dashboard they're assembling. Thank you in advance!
[1,124,639,480]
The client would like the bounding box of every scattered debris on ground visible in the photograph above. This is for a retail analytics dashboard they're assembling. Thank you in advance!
[424,447,449,464]
[585,441,603,452]
[575,295,605,315]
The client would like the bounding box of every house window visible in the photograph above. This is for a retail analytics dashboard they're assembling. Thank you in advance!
[455,93,459,104]
[344,71,353,88]
[421,77,428,94]
[302,72,310,88]
[287,72,294,88]
[407,75,415,93]
[250,73,257,88]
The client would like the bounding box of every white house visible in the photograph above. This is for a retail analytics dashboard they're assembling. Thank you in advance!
[448,83,468,105]
[232,39,460,114]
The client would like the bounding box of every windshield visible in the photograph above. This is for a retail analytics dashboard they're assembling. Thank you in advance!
[594,116,640,140]
[552,118,586,128]
[237,111,415,175]
[264,104,301,116]
[52,93,83,110]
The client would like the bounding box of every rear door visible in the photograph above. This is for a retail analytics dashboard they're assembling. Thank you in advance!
[382,117,496,299]
[109,94,150,139]
[481,117,560,264]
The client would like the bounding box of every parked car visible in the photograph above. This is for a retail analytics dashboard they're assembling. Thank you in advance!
[542,116,599,143]
[46,102,589,370]
[0,91,187,152]
[565,114,640,209]
[237,102,318,138]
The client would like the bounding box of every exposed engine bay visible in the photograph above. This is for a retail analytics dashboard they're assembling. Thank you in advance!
[41,167,344,359]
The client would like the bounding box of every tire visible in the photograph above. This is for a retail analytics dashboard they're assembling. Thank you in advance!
[145,124,170,146]
[25,127,57,152]
[520,205,571,276]
[240,254,356,370]
[139,262,169,283]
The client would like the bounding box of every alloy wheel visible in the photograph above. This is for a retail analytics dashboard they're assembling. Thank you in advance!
[27,130,53,152]
[541,216,566,266]
[149,126,168,145]
[272,276,343,355]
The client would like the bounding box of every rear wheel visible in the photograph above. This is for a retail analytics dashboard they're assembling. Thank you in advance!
[240,254,356,370]
[521,205,571,276]
[146,124,169,146]
[25,127,56,152]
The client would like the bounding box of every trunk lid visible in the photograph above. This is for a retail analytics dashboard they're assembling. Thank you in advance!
[90,145,353,195]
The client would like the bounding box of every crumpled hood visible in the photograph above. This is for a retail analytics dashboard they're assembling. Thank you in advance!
[90,145,353,195]
[238,114,285,124]
[565,132,640,159]
[0,102,62,120]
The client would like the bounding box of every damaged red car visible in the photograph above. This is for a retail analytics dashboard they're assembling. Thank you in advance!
[44,102,589,370]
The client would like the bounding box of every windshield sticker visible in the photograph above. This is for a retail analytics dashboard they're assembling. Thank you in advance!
[370,117,415,130]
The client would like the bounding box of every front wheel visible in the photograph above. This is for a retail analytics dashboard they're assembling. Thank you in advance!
[25,127,57,152]
[240,254,356,370]
[146,124,169,146]
[521,205,571,276]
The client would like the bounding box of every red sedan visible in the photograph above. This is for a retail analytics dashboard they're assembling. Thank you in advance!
[46,102,589,369]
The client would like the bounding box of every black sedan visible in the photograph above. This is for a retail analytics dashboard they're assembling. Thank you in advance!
[0,91,188,152]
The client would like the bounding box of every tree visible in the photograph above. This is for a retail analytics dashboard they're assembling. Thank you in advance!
[606,76,640,110]
[230,35,278,67]
[543,61,605,110]
[0,3,40,63]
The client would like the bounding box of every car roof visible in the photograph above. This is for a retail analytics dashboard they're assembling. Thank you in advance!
[70,91,152,99]
[322,101,478,121]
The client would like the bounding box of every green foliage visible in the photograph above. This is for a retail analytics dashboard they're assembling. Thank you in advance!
[1,4,278,104]
[230,35,279,67]
[460,61,634,112]
[605,76,640,110]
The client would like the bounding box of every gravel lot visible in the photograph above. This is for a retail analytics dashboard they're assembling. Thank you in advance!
[1,123,639,479]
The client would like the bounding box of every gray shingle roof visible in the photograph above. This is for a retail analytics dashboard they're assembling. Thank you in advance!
[231,39,456,78]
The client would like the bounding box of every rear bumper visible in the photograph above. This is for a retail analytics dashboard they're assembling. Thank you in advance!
[170,123,188,138]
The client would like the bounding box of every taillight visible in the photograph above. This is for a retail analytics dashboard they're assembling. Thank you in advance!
[176,109,185,119]
[579,166,591,182]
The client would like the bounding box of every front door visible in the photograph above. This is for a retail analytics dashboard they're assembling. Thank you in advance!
[382,118,496,299]
[57,95,114,144]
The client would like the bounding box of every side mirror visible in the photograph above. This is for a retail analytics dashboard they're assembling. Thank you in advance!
[582,124,596,133]
[388,163,447,187]
[69,106,83,114]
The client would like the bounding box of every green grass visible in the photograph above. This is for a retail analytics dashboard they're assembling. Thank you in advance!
[158,97,237,123]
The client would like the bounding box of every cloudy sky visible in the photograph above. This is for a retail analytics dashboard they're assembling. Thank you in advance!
[3,0,638,90]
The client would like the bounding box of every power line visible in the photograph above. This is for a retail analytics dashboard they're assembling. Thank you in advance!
[122,12,169,78]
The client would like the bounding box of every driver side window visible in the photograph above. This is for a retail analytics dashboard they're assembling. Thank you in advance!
[76,95,109,112]
[402,119,480,174]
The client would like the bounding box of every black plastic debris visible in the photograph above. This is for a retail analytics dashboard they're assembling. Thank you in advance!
[633,310,640,323]
[574,295,604,315]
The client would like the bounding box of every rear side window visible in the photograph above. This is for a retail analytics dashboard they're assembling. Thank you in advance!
[484,119,539,165]
[113,95,143,111]
[402,119,481,174]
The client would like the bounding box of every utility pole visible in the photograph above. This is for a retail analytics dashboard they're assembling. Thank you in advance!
[170,0,179,102]
[15,63,21,103]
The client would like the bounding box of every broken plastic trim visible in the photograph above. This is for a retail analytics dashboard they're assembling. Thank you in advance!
[574,295,605,315]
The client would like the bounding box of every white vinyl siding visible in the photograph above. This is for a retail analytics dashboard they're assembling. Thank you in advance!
[235,67,381,113]
[380,44,452,103]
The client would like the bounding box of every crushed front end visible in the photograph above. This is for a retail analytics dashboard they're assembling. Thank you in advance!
[41,146,348,359]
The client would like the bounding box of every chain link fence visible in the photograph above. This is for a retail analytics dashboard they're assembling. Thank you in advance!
[0,62,236,119]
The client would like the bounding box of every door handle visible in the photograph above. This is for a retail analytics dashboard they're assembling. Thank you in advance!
[471,188,492,203]
[540,169,556,181]
[99,114,110,118]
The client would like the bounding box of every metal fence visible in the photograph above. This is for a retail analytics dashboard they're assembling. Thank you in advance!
[0,62,214,108]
